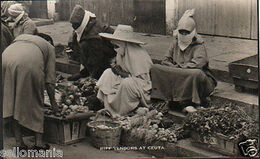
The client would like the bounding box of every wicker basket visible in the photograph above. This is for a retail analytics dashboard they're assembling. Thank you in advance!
[87,120,122,148]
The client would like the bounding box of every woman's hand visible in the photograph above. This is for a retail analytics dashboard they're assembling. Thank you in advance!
[52,102,59,113]
[111,65,131,78]
[161,60,178,68]
[46,83,59,113]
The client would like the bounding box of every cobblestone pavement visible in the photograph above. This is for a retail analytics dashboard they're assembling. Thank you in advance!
[38,21,258,72]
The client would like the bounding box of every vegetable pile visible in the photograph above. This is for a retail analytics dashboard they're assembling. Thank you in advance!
[45,77,101,118]
[183,105,259,140]
[120,107,180,144]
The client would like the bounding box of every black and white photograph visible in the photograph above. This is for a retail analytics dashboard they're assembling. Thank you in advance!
[0,0,259,158]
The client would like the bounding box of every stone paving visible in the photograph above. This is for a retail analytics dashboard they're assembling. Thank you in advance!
[37,21,258,73]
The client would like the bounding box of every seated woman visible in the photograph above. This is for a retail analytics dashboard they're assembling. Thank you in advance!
[96,25,153,117]
[151,9,217,112]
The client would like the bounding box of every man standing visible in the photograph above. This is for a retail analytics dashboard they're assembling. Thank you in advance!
[68,5,117,81]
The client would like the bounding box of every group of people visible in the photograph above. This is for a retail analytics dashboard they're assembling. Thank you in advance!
[2,4,217,150]
[2,1,56,150]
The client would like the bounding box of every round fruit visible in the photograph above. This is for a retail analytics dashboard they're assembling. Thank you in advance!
[65,99,72,105]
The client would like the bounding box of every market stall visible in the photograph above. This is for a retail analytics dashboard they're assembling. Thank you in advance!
[41,47,259,157]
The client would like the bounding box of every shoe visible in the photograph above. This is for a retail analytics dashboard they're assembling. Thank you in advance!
[33,144,50,151]
[17,145,28,151]
[183,106,197,113]
[67,73,81,81]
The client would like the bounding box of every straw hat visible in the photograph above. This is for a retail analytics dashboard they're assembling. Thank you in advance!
[99,25,146,45]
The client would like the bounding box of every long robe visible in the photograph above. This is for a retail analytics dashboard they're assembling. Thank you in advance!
[70,17,116,79]
[2,34,56,133]
[151,36,217,105]
[96,43,153,116]
[1,23,14,53]
[12,17,38,38]
[97,69,151,116]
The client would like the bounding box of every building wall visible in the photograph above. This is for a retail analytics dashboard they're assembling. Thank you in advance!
[29,1,48,18]
[56,0,258,39]
[166,0,177,35]
[47,1,56,19]
[166,0,258,39]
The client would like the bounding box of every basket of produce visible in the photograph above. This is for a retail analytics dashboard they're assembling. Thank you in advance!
[87,118,122,148]
[120,108,181,146]
[183,104,259,156]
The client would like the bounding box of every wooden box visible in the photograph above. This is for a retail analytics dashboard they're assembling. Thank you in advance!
[228,55,258,93]
[43,112,95,145]
[56,58,80,75]
[191,132,240,156]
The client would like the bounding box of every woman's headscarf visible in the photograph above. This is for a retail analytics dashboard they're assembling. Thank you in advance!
[1,1,17,18]
[69,5,96,42]
[115,42,153,77]
[8,3,28,28]
[176,9,203,51]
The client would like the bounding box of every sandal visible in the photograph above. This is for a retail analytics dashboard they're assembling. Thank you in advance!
[183,106,197,114]
[17,145,28,151]
[33,144,50,151]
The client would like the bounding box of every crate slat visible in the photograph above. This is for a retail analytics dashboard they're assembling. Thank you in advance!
[43,112,94,145]
[63,122,72,143]
[72,121,80,140]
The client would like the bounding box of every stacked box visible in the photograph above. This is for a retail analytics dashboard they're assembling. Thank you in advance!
[43,112,95,145]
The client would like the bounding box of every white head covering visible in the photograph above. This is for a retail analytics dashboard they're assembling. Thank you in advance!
[116,42,153,77]
[8,3,25,17]
[99,24,151,76]
[177,9,198,51]
[75,10,96,42]
[8,3,27,28]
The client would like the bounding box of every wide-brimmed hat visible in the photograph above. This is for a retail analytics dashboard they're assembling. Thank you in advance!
[99,25,146,45]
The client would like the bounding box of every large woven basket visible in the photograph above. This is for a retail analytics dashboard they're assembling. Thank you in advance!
[87,120,122,148]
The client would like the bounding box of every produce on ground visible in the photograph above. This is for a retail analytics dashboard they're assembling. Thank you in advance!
[120,108,181,144]
[45,76,101,118]
[183,104,259,140]
[96,124,114,130]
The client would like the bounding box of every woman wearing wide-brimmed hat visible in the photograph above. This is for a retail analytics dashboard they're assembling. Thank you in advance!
[151,9,217,113]
[67,5,117,81]
[96,24,153,117]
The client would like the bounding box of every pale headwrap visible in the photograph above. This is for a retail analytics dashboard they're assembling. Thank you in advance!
[1,1,16,17]
[176,9,202,51]
[116,42,153,77]
[8,3,27,28]
[75,10,96,42]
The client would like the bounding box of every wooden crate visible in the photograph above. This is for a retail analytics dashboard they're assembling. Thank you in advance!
[43,112,95,145]
[190,132,240,156]
[56,58,80,75]
[228,55,258,94]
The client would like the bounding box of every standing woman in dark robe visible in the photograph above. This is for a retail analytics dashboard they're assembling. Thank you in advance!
[1,21,14,53]
[151,9,217,112]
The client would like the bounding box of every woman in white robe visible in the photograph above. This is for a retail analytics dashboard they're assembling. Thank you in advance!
[96,25,153,117]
